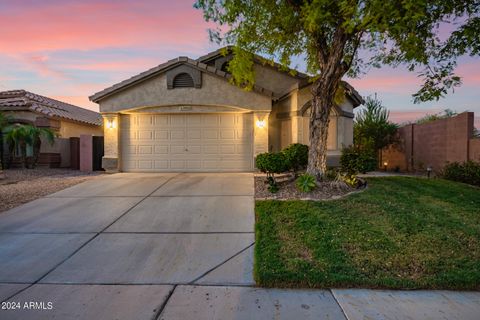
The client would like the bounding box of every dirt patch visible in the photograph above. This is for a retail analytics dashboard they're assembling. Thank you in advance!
[0,168,101,213]
[255,175,362,200]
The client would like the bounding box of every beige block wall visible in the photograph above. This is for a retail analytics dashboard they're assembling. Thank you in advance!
[59,120,103,138]
[98,72,272,113]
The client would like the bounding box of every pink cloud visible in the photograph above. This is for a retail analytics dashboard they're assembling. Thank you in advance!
[22,54,67,79]
[61,59,160,72]
[349,69,421,93]
[50,95,99,111]
[0,1,213,54]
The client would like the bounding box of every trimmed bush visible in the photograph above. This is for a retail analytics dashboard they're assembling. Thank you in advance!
[256,152,288,193]
[443,161,480,187]
[256,152,288,176]
[340,145,377,174]
[282,143,309,173]
[296,173,316,192]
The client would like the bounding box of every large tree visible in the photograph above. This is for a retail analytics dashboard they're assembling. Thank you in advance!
[194,0,480,178]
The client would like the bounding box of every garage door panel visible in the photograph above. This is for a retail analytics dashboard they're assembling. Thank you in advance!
[220,130,235,139]
[154,145,169,154]
[138,160,153,169]
[154,115,169,125]
[187,145,202,154]
[170,145,186,154]
[187,129,201,139]
[121,113,253,172]
[203,145,218,154]
[155,130,169,140]
[170,115,185,125]
[202,115,218,126]
[138,130,153,140]
[170,130,185,140]
[219,145,235,154]
[219,114,235,126]
[202,129,218,139]
[138,145,153,154]
[170,160,186,169]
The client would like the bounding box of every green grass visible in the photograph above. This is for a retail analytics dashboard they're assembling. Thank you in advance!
[255,177,480,290]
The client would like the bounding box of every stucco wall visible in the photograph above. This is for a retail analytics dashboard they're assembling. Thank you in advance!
[98,72,272,112]
[59,120,103,138]
[253,64,300,97]
[3,111,38,123]
[297,85,355,113]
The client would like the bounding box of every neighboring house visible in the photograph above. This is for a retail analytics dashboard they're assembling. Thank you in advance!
[0,90,103,167]
[90,47,363,172]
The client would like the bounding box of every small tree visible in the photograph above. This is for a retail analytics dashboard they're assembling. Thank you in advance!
[415,109,458,124]
[195,0,480,179]
[4,124,55,168]
[354,97,398,166]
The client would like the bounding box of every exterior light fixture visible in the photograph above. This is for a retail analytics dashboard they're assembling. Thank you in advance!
[426,166,432,178]
[383,161,388,172]
[106,119,115,129]
[256,119,266,128]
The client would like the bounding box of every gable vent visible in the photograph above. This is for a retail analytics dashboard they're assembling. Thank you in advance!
[173,73,194,88]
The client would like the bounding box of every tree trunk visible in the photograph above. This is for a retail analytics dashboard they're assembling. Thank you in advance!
[306,75,343,179]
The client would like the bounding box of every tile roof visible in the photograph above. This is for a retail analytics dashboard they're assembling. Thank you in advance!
[197,46,310,80]
[0,90,102,126]
[89,57,274,103]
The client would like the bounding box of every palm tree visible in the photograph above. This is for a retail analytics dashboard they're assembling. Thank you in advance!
[0,112,12,171]
[25,125,56,168]
[4,124,55,168]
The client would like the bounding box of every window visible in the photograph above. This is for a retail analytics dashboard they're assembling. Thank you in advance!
[172,73,194,88]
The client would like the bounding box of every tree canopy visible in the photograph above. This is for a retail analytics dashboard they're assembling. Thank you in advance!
[195,0,480,177]
[195,0,479,101]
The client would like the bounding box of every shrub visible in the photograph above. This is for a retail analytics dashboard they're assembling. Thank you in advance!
[282,143,308,173]
[256,152,288,177]
[296,173,316,193]
[256,152,288,193]
[335,172,359,188]
[443,161,480,187]
[340,145,377,174]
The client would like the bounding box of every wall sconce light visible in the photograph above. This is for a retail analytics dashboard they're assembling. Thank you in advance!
[106,119,115,129]
[426,166,432,178]
[256,119,266,128]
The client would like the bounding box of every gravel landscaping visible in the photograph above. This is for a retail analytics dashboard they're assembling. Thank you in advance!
[254,175,360,200]
[0,168,101,213]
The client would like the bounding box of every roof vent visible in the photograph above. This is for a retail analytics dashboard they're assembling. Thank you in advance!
[173,73,194,88]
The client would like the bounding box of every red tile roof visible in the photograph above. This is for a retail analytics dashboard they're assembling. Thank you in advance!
[0,90,102,126]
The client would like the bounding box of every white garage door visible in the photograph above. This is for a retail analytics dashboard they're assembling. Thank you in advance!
[120,113,254,172]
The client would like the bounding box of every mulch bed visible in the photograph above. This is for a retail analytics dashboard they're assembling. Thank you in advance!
[254,174,363,200]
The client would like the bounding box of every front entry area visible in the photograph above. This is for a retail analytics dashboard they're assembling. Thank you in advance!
[120,113,254,172]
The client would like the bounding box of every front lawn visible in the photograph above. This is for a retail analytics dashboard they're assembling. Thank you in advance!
[255,177,480,289]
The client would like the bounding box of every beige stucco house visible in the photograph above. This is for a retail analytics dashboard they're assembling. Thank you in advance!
[90,48,363,172]
[0,90,103,167]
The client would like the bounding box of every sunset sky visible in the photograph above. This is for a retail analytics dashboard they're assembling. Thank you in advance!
[1,0,479,127]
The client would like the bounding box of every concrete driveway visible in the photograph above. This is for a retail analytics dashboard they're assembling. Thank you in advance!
[1,172,479,320]
[0,173,255,319]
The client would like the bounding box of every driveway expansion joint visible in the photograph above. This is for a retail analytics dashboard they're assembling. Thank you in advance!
[19,174,182,289]
[190,242,255,285]
[154,285,177,320]
[330,289,350,320]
